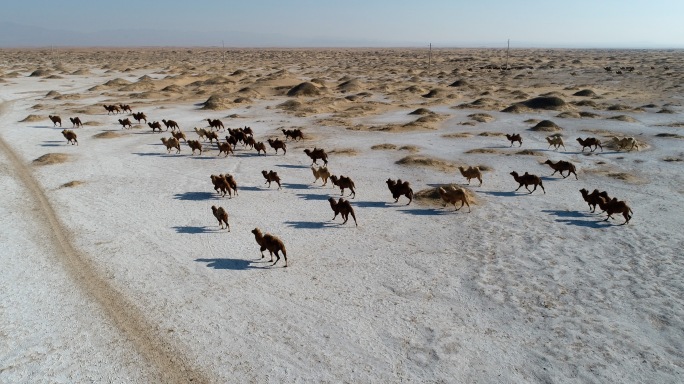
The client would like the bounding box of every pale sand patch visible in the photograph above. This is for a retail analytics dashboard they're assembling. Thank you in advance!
[396,155,456,172]
[33,153,70,165]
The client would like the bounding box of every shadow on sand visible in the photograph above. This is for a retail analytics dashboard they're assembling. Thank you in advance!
[195,258,257,270]
[172,225,222,234]
[173,191,216,201]
[541,209,612,228]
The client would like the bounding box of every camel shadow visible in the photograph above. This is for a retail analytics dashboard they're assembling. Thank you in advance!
[284,220,337,229]
[354,200,390,208]
[195,258,257,270]
[173,191,215,201]
[283,183,312,190]
[132,152,178,158]
[172,226,220,234]
[480,190,519,197]
[276,164,309,169]
[400,208,450,216]
[541,210,611,228]
[296,193,331,201]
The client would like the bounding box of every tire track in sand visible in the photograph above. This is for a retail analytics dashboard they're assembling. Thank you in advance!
[0,100,209,383]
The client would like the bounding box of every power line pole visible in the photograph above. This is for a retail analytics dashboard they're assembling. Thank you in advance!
[428,43,432,73]
[505,39,510,69]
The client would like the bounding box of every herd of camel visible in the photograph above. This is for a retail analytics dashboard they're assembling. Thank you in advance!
[44,101,638,265]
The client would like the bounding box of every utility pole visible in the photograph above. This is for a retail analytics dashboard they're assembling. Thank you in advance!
[222,40,225,64]
[505,39,510,70]
[428,43,432,73]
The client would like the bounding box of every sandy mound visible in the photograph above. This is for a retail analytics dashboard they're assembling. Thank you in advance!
[84,121,102,126]
[514,150,544,156]
[409,108,435,115]
[29,69,51,77]
[71,69,91,76]
[337,79,364,93]
[556,111,581,118]
[59,180,84,188]
[46,90,61,97]
[399,145,420,153]
[520,96,568,110]
[478,131,505,137]
[371,143,397,150]
[103,78,132,87]
[33,153,69,165]
[396,155,456,172]
[607,104,633,111]
[201,95,232,110]
[448,79,470,87]
[329,148,358,156]
[657,108,675,114]
[573,89,597,97]
[93,131,122,139]
[580,111,602,118]
[442,132,472,139]
[468,113,494,123]
[277,100,302,111]
[500,104,530,113]
[287,82,321,97]
[20,114,43,122]
[414,185,478,206]
[608,115,638,122]
[530,120,562,132]
[422,89,447,98]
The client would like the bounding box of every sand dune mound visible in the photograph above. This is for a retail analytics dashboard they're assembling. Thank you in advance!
[520,96,567,110]
[415,185,478,206]
[530,120,562,132]
[515,149,544,156]
[573,89,597,97]
[468,113,494,123]
[161,84,184,93]
[371,143,398,150]
[337,79,364,92]
[403,85,426,94]
[93,131,121,139]
[449,79,469,87]
[580,111,601,118]
[231,69,247,76]
[103,78,132,87]
[287,82,321,97]
[442,132,472,139]
[396,155,456,172]
[422,89,447,98]
[329,148,358,156]
[71,69,91,76]
[607,104,633,111]
[608,115,638,122]
[201,95,232,110]
[20,114,43,122]
[33,153,69,165]
[409,108,435,115]
[556,111,581,118]
[501,104,530,113]
[466,148,502,154]
[29,69,51,77]
[46,90,61,97]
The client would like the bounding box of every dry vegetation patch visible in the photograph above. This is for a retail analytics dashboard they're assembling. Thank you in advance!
[371,143,398,150]
[465,148,501,154]
[655,133,684,139]
[33,153,69,165]
[414,184,478,206]
[328,148,358,156]
[396,155,456,172]
[93,131,122,139]
[514,149,544,156]
[442,132,472,139]
[530,120,562,132]
[468,113,494,123]
[60,180,84,188]
[608,115,638,122]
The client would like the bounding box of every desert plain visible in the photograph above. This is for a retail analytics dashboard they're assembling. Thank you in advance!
[1,47,683,383]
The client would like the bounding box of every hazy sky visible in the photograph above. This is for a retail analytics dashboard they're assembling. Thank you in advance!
[1,0,683,47]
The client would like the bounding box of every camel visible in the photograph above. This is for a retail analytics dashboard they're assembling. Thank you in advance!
[132,112,147,124]
[330,175,356,198]
[48,115,62,127]
[386,179,414,205]
[328,197,357,226]
[303,148,328,165]
[148,121,163,133]
[206,118,224,131]
[187,140,202,155]
[458,166,482,186]
[576,137,603,152]
[162,119,179,131]
[103,105,120,115]
[510,171,545,194]
[267,138,287,154]
[118,118,132,129]
[438,186,471,212]
[61,129,78,145]
[262,170,282,189]
[211,205,230,230]
[160,137,181,154]
[251,228,287,267]
[505,133,523,147]
[69,117,82,128]
[544,160,578,180]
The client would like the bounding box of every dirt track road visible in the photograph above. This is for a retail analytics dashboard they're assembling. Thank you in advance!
[0,99,209,383]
